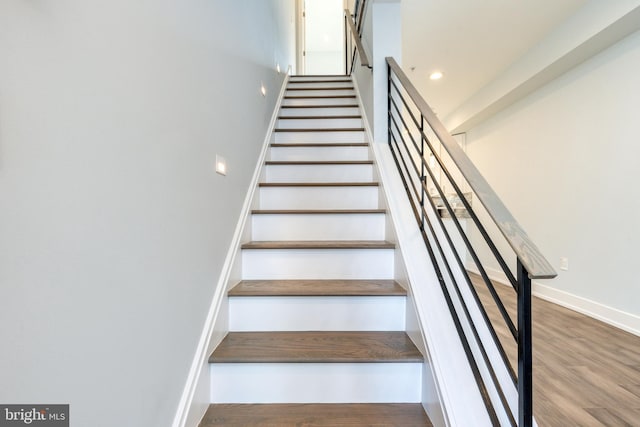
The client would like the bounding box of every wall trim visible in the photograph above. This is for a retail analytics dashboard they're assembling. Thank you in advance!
[466,264,640,337]
[172,72,290,427]
[350,72,374,150]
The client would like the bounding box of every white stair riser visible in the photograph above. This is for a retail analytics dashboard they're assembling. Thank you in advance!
[252,213,385,241]
[280,107,360,117]
[275,131,365,143]
[287,81,353,89]
[277,118,363,129]
[242,248,394,280]
[269,146,369,161]
[282,98,357,107]
[210,363,421,403]
[265,164,373,183]
[229,296,406,331]
[258,186,379,210]
[286,89,355,98]
[289,76,351,82]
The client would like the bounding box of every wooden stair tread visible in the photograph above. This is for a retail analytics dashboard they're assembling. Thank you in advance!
[241,240,395,250]
[251,209,385,214]
[289,78,351,81]
[229,280,406,296]
[284,95,356,99]
[290,77,350,80]
[270,142,368,147]
[209,331,423,363]
[280,104,359,109]
[291,74,349,77]
[288,79,352,83]
[274,128,364,132]
[259,182,378,187]
[265,160,373,165]
[286,87,354,91]
[278,115,362,119]
[199,403,432,426]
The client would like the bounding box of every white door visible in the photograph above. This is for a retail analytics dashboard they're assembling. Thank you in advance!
[303,0,344,75]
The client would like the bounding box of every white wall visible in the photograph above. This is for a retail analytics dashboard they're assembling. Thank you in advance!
[0,1,294,426]
[352,0,400,144]
[353,0,374,126]
[465,30,640,331]
[304,0,344,74]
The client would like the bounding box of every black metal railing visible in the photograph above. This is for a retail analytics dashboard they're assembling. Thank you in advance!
[386,57,556,426]
[344,2,371,75]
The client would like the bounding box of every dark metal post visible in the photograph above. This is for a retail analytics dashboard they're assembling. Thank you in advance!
[387,63,392,148]
[517,259,533,427]
[344,13,348,75]
[420,115,426,230]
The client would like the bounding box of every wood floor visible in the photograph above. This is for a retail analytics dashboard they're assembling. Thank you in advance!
[471,274,640,426]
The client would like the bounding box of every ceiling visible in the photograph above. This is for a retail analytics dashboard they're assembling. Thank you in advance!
[401,0,588,119]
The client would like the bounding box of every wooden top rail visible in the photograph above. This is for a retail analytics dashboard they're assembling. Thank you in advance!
[386,57,556,279]
[345,9,371,69]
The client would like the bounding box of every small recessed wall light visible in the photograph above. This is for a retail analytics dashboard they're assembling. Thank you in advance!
[276,63,281,73]
[260,84,267,97]
[216,155,227,176]
[429,71,443,80]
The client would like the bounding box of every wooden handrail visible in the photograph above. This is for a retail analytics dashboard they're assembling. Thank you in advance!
[345,9,371,69]
[386,57,556,280]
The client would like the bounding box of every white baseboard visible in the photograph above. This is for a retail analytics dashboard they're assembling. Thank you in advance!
[466,264,640,337]
[171,73,290,427]
[531,281,640,337]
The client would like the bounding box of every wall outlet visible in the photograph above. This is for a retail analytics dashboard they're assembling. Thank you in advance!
[560,257,569,271]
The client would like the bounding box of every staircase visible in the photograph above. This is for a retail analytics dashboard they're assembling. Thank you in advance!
[200,76,432,426]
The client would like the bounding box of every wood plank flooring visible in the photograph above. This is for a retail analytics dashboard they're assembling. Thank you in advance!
[208,331,424,363]
[199,403,433,426]
[470,273,640,426]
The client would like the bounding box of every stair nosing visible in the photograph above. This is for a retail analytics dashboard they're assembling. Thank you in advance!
[259,182,378,187]
[289,78,351,82]
[251,209,385,215]
[278,115,362,120]
[199,404,432,427]
[286,87,354,91]
[264,160,373,166]
[241,240,395,250]
[209,331,423,364]
[284,95,356,99]
[270,142,368,147]
[280,104,359,109]
[229,279,406,297]
[290,74,349,77]
[274,128,364,132]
